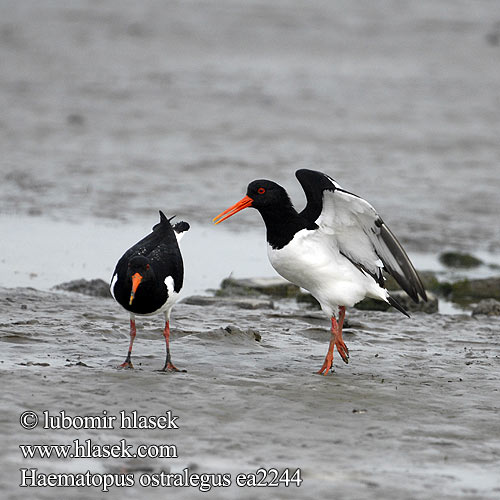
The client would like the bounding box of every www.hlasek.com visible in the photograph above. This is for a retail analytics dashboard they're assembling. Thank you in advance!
[18,410,302,492]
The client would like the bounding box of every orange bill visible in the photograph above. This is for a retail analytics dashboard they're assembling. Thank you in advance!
[129,272,143,305]
[213,195,253,225]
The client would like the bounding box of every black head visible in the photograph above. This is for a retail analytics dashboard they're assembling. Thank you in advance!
[128,255,153,278]
[213,176,313,249]
[213,179,292,224]
[245,179,292,210]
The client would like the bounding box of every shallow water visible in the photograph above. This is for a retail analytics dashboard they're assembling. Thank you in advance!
[2,214,499,316]
[0,214,274,296]
[2,0,500,253]
[2,0,500,498]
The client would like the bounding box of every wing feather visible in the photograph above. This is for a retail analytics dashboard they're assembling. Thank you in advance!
[296,169,427,303]
[318,188,426,302]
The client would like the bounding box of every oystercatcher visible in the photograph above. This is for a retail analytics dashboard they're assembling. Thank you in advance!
[213,169,427,375]
[110,211,189,372]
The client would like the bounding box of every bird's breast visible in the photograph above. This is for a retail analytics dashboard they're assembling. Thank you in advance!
[267,228,381,312]
[112,276,172,316]
[267,229,340,288]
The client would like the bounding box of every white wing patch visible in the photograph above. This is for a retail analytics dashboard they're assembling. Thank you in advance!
[316,189,382,275]
[314,187,426,302]
[110,273,118,300]
[324,174,344,190]
[164,276,175,295]
[162,275,179,319]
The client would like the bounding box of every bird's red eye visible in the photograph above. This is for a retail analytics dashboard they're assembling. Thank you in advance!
[258,187,266,194]
[146,264,150,270]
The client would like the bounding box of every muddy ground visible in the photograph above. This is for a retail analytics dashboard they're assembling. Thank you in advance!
[2,286,500,499]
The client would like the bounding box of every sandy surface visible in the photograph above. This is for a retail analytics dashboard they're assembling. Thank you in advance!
[2,0,500,498]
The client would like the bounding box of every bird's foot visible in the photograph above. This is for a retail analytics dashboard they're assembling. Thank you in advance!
[317,352,334,375]
[118,360,134,369]
[317,337,349,374]
[336,339,349,364]
[159,361,186,373]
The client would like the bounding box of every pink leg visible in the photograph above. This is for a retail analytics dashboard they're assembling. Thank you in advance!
[335,306,349,364]
[118,318,136,369]
[317,307,349,375]
[317,317,337,375]
[160,320,185,372]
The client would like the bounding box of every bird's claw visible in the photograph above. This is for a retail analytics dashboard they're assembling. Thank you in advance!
[317,340,349,373]
[317,354,334,375]
[118,361,134,370]
[159,362,186,373]
[339,351,349,364]
[336,341,349,364]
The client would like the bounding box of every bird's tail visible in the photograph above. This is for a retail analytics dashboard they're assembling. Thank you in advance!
[152,211,189,241]
[173,221,190,242]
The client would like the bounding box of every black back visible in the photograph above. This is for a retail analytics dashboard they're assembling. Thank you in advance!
[295,168,364,223]
[111,211,185,315]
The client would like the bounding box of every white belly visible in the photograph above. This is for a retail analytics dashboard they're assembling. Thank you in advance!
[267,229,387,317]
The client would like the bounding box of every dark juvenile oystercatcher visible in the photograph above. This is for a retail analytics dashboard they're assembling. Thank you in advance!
[110,211,189,372]
[213,169,427,375]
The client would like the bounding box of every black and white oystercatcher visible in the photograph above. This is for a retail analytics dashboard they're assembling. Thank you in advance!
[213,169,427,375]
[110,211,189,372]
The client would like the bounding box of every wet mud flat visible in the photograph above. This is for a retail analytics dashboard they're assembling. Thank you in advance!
[1,286,499,499]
